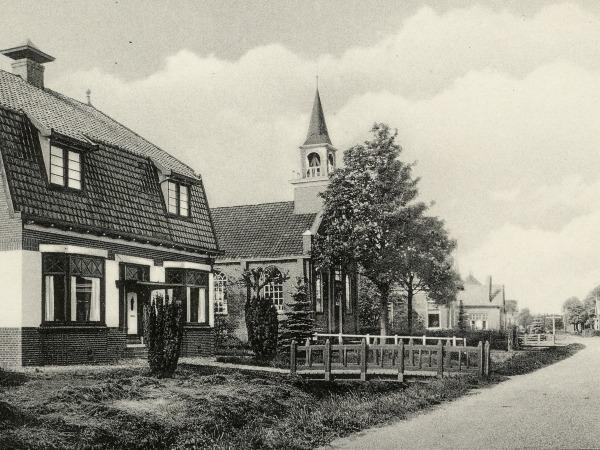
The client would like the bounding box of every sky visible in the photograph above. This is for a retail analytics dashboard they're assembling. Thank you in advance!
[1,0,599,313]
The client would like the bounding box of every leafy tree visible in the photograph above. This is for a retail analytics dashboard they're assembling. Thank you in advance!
[583,286,599,328]
[277,279,315,359]
[314,123,425,335]
[143,294,184,378]
[241,267,289,359]
[516,307,533,330]
[394,215,460,332]
[530,316,545,334]
[563,297,588,332]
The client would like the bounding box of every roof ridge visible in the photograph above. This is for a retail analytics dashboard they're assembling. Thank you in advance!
[211,200,294,210]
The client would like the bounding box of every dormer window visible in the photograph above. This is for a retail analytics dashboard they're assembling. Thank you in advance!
[167,181,189,217]
[50,145,81,190]
[307,152,321,178]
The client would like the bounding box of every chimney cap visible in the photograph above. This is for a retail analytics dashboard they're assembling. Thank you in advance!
[1,39,55,64]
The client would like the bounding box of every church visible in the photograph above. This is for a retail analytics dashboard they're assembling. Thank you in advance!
[210,89,360,336]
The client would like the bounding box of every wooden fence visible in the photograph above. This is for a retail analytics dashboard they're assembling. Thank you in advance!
[291,338,490,381]
[518,333,558,347]
[314,333,467,347]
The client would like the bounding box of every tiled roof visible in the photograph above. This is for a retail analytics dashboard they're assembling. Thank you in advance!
[303,88,331,146]
[0,70,196,178]
[210,201,317,259]
[0,105,218,253]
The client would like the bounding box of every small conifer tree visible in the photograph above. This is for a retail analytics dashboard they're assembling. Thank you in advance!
[245,295,279,358]
[456,300,467,334]
[278,279,315,358]
[143,294,184,378]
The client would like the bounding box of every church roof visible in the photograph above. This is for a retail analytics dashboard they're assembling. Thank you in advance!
[303,88,332,146]
[464,273,481,285]
[211,201,317,259]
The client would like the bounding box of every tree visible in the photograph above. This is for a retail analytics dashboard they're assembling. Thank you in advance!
[516,307,533,330]
[583,285,600,329]
[313,123,425,335]
[394,215,460,332]
[456,300,467,334]
[143,294,184,378]
[241,267,289,359]
[563,297,588,332]
[277,279,315,359]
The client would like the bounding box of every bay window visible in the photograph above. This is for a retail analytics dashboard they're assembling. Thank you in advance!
[166,268,209,324]
[43,254,104,323]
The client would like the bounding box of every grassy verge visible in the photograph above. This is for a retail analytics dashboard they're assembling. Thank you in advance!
[0,343,582,450]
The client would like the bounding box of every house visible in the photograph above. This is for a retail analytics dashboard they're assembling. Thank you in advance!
[0,41,220,367]
[411,273,509,331]
[210,88,360,336]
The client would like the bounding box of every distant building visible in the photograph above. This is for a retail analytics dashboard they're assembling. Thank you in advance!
[410,273,509,331]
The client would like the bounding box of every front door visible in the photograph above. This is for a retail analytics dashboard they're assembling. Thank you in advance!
[127,291,138,335]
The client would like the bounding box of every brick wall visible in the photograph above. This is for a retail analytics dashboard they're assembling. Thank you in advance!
[182,326,215,357]
[0,328,21,367]
[39,326,125,365]
[0,169,22,251]
[21,327,41,366]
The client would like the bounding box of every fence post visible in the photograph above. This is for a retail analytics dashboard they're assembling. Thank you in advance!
[338,332,343,345]
[507,329,513,352]
[436,339,444,378]
[394,334,398,345]
[453,336,457,346]
[398,340,405,382]
[324,339,332,381]
[484,341,491,377]
[478,341,484,378]
[305,338,312,368]
[366,334,370,345]
[422,334,427,345]
[360,338,367,381]
[463,337,467,347]
[290,340,297,375]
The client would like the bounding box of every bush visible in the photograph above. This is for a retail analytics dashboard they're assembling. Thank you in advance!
[277,279,315,359]
[245,295,278,359]
[143,295,184,378]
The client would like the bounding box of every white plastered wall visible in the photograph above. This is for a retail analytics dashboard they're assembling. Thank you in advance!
[0,250,23,327]
[21,250,41,327]
[105,260,120,327]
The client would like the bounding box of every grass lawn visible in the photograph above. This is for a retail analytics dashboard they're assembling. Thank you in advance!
[0,343,582,449]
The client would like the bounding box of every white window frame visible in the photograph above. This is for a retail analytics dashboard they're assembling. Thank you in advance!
[264,281,284,313]
[167,181,190,217]
[214,272,228,315]
[306,152,321,178]
[50,145,82,190]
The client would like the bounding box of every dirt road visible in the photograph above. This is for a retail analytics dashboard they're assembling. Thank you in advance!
[326,337,600,449]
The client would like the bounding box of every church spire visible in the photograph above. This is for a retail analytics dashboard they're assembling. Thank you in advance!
[303,88,332,146]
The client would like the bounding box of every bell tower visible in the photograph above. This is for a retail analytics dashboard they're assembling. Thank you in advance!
[291,87,337,214]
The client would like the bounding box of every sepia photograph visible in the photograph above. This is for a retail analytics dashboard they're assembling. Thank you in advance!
[0,1,599,448]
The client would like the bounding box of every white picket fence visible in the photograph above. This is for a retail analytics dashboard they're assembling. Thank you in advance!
[314,333,467,347]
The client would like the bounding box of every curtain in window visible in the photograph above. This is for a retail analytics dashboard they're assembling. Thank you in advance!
[71,277,77,322]
[89,278,100,321]
[45,275,55,321]
[198,288,206,323]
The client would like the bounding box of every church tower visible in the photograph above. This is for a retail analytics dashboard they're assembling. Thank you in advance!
[291,88,337,214]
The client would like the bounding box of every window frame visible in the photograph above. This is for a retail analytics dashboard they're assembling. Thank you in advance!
[306,152,321,178]
[42,253,105,326]
[213,271,228,315]
[166,180,191,218]
[263,266,285,313]
[165,268,210,324]
[49,144,83,191]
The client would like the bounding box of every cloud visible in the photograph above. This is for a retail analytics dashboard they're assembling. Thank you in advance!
[46,2,600,313]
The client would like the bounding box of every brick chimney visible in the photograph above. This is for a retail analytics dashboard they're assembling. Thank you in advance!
[0,39,54,89]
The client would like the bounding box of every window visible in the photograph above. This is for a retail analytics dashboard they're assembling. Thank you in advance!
[428,313,441,329]
[214,272,227,314]
[263,267,284,312]
[328,153,335,174]
[306,152,321,177]
[468,313,488,330]
[345,274,353,314]
[43,254,103,323]
[315,272,323,313]
[167,181,190,217]
[166,268,209,323]
[50,145,81,190]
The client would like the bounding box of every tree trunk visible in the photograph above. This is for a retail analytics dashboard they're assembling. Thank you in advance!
[407,280,414,333]
[379,285,390,336]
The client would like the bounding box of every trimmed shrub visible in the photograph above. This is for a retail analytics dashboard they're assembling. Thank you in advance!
[245,295,278,359]
[143,295,184,378]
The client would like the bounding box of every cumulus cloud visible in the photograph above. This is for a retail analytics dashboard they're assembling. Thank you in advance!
[46,2,600,312]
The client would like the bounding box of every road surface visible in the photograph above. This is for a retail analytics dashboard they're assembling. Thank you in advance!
[326,336,600,449]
